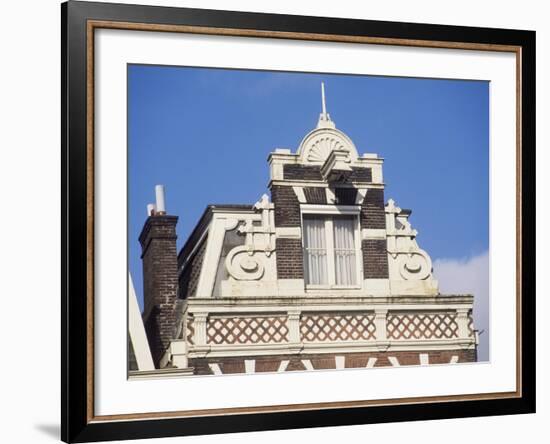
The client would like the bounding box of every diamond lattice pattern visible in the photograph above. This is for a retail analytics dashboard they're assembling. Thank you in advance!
[386,312,458,339]
[207,316,289,345]
[300,313,376,342]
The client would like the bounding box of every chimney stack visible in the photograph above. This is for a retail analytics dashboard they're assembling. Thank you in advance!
[139,184,179,367]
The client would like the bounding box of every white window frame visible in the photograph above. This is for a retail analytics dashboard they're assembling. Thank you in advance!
[301,205,363,289]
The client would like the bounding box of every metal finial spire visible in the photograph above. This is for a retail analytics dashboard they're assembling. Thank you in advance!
[321,82,327,117]
[316,82,335,129]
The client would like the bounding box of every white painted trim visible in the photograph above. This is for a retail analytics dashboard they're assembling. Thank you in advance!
[335,356,345,369]
[450,355,460,364]
[187,338,476,359]
[366,357,377,368]
[186,299,474,313]
[361,228,387,240]
[292,186,307,203]
[388,356,401,367]
[245,359,256,374]
[419,353,430,366]
[186,296,472,315]
[277,360,290,372]
[301,204,361,215]
[128,274,154,371]
[302,212,362,288]
[275,226,301,239]
[325,217,336,285]
[194,218,224,298]
[270,180,385,189]
[301,359,314,371]
[208,363,222,375]
[128,367,195,380]
[325,187,336,204]
[355,188,368,205]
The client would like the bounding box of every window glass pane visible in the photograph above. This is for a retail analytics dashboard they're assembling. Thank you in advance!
[333,216,357,285]
[303,216,328,285]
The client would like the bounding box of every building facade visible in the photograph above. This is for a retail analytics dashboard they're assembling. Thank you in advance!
[136,85,477,376]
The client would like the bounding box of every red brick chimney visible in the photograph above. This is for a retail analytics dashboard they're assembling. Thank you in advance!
[139,185,179,367]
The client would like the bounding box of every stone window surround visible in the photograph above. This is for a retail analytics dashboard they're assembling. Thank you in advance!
[300,204,363,290]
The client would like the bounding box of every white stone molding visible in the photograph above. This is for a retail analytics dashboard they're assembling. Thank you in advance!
[374,309,388,341]
[169,340,189,369]
[275,226,301,239]
[185,295,474,314]
[456,308,471,339]
[245,359,256,374]
[208,363,222,375]
[366,357,378,368]
[388,356,401,367]
[271,180,384,189]
[325,187,336,204]
[292,186,307,203]
[300,204,361,215]
[321,149,353,182]
[419,353,430,366]
[268,149,296,182]
[362,228,387,240]
[287,310,302,344]
[186,338,475,359]
[364,278,391,295]
[371,164,384,184]
[193,312,208,347]
[128,367,195,379]
[301,359,314,371]
[335,355,345,369]
[449,355,460,364]
[278,360,290,372]
[195,216,240,298]
[355,188,368,205]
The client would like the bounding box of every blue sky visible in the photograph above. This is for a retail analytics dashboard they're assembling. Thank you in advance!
[128,65,489,322]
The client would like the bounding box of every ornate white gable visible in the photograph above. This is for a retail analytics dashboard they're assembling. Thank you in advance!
[296,82,359,164]
[297,127,359,164]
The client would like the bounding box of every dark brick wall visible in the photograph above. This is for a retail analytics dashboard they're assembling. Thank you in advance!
[283,164,323,181]
[189,349,476,375]
[271,185,301,227]
[362,239,389,279]
[303,187,327,204]
[139,215,179,367]
[178,236,207,299]
[275,238,304,279]
[283,164,372,183]
[360,188,386,229]
[348,167,372,183]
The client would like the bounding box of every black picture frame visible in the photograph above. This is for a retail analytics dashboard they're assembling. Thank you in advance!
[61,1,536,442]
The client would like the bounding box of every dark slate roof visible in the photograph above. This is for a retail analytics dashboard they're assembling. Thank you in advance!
[177,204,254,266]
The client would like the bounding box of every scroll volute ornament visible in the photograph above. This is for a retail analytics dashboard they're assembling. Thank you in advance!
[385,199,434,282]
[225,194,276,281]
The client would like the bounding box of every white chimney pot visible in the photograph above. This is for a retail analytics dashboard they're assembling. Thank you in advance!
[155,184,166,214]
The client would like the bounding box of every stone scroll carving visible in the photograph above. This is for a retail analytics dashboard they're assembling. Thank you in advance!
[225,194,276,281]
[385,199,435,283]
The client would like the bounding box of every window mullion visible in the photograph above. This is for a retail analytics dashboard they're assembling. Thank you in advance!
[325,217,336,286]
[354,216,363,286]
